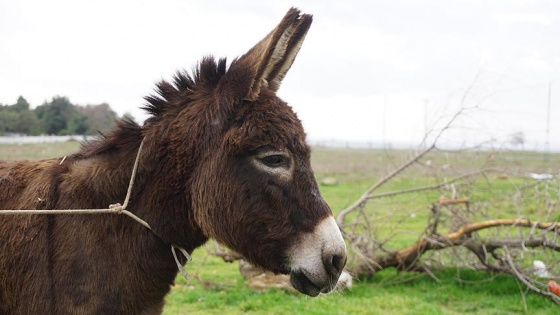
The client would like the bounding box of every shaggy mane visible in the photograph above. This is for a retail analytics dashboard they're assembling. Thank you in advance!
[141,56,228,118]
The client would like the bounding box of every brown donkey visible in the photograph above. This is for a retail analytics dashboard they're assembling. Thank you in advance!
[0,8,346,314]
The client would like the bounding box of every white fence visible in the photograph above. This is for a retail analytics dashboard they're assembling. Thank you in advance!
[0,135,97,144]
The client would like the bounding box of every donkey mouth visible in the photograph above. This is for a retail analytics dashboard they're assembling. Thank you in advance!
[286,216,347,297]
[289,270,337,297]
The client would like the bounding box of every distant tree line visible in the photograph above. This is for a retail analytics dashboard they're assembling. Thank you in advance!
[0,96,125,136]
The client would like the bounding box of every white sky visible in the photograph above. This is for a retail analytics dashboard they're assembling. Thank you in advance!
[1,0,559,150]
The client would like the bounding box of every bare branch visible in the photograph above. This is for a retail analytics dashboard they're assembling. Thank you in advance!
[365,169,491,201]
[337,144,435,226]
[503,247,560,303]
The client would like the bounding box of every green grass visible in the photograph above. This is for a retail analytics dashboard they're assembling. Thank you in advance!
[164,252,557,314]
[1,142,559,314]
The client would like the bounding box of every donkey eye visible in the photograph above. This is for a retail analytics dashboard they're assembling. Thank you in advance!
[253,150,292,173]
[260,154,287,168]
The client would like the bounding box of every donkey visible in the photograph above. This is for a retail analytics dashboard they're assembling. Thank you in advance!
[0,8,346,314]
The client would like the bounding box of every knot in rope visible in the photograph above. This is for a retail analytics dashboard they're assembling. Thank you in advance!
[109,203,124,213]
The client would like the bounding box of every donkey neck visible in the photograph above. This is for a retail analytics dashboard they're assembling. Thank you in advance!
[109,135,208,253]
[74,130,208,253]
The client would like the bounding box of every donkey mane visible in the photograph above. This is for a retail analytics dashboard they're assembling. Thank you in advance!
[142,57,227,120]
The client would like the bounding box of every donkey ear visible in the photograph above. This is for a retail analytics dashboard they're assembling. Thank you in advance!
[224,8,312,101]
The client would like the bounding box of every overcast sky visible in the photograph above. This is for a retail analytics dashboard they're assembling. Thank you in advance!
[1,0,559,150]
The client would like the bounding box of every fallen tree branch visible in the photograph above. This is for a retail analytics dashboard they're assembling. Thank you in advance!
[209,241,243,263]
[354,218,560,277]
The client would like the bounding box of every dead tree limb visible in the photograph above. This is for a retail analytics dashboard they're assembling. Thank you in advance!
[354,218,560,277]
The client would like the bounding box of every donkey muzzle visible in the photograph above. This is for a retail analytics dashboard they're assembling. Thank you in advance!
[288,216,347,296]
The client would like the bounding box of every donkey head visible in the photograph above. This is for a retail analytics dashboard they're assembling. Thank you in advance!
[151,8,347,296]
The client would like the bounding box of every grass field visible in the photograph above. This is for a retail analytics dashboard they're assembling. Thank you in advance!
[1,142,558,314]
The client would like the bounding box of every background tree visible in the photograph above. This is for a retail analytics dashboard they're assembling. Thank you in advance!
[78,103,118,134]
[0,109,18,135]
[0,96,39,135]
[12,96,30,112]
[36,96,72,135]
[14,110,41,135]
[35,96,89,135]
[1,96,127,136]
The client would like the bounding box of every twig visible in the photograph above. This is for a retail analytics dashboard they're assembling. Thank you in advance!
[337,144,435,226]
[503,246,560,303]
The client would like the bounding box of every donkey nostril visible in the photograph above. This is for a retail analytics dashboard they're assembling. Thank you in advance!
[332,254,346,273]
[323,253,347,277]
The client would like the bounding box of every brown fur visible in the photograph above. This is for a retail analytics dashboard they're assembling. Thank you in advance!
[0,8,333,314]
